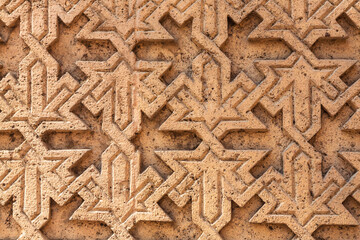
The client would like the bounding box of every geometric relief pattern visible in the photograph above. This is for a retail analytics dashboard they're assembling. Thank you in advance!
[0,0,360,239]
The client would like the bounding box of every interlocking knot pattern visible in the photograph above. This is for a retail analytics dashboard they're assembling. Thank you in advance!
[0,0,360,239]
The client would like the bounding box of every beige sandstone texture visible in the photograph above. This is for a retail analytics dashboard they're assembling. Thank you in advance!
[1,0,360,239]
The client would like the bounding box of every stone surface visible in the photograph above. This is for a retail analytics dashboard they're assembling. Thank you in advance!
[0,0,360,239]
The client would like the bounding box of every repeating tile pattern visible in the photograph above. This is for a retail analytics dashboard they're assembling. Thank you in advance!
[0,0,360,239]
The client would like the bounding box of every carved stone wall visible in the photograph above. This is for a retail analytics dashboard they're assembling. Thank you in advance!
[0,0,360,239]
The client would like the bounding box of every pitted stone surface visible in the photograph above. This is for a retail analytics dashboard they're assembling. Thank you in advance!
[0,0,360,239]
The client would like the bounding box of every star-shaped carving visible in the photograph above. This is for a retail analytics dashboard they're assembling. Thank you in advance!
[0,70,90,228]
[68,143,170,240]
[251,149,360,240]
[258,53,357,139]
[271,57,333,132]
[249,0,355,46]
[156,140,270,239]
[179,150,244,222]
[158,52,268,143]
[250,54,360,239]
[179,59,247,130]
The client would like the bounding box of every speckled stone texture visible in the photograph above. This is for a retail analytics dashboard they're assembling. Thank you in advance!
[1,0,360,239]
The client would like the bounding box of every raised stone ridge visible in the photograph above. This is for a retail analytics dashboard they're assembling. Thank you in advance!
[0,0,360,239]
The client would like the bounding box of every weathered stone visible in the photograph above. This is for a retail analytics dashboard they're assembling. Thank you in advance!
[0,0,360,239]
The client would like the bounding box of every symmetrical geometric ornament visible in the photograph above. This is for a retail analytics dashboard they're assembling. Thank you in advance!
[0,0,360,239]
